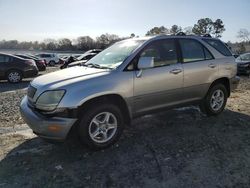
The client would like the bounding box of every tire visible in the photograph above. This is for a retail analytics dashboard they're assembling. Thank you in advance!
[49,61,55,66]
[78,103,124,150]
[200,84,228,116]
[7,70,22,83]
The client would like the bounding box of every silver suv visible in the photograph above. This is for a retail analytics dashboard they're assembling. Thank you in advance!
[20,34,240,150]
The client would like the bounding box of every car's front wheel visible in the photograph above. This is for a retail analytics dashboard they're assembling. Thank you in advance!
[78,103,124,150]
[7,70,22,83]
[200,84,228,116]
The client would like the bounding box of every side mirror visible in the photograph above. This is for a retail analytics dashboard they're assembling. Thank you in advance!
[137,57,154,69]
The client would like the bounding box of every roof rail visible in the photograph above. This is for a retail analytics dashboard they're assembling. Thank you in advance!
[203,34,212,38]
[176,32,186,36]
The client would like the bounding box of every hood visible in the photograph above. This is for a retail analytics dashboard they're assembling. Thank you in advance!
[236,59,250,64]
[31,66,109,89]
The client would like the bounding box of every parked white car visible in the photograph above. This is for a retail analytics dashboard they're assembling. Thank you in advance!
[35,53,59,66]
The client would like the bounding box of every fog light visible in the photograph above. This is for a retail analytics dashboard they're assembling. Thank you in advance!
[48,125,62,132]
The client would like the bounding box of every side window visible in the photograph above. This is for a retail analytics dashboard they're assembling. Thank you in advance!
[203,39,232,56]
[0,55,12,63]
[140,39,178,67]
[179,39,213,63]
[204,48,213,60]
[0,55,5,63]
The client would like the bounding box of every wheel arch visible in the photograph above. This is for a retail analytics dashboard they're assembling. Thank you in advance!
[5,69,23,79]
[77,94,132,125]
[207,77,230,97]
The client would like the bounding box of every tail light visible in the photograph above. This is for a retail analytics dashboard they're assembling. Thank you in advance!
[39,60,46,65]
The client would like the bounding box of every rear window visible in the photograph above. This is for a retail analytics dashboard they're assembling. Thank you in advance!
[203,39,232,56]
[40,54,51,58]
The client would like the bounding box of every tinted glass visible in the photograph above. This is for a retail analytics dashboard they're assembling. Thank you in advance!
[179,39,205,62]
[140,39,177,67]
[0,55,12,63]
[203,39,232,56]
[5,56,11,62]
[204,48,213,60]
[0,55,5,63]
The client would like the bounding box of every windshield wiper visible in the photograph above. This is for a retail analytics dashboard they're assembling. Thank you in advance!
[85,63,113,70]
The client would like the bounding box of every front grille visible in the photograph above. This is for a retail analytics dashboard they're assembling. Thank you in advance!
[27,85,37,99]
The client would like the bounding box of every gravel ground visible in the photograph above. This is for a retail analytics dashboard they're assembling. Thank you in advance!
[0,68,250,187]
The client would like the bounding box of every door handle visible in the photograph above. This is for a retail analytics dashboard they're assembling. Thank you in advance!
[170,69,182,74]
[208,63,216,68]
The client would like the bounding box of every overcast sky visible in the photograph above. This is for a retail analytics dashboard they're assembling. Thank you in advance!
[0,0,249,42]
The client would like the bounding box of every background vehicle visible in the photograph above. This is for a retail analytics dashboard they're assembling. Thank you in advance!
[76,52,97,61]
[67,60,88,68]
[0,53,38,83]
[15,54,46,71]
[236,52,250,75]
[60,53,97,69]
[60,56,76,69]
[20,34,239,150]
[84,49,102,54]
[35,53,59,66]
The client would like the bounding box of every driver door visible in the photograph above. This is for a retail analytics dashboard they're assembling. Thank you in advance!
[133,39,184,114]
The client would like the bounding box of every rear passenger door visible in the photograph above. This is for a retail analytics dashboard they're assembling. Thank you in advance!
[179,38,218,101]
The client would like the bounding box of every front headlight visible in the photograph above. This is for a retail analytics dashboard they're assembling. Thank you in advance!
[35,90,65,111]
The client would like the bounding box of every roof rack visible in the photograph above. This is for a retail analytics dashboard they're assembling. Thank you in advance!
[203,34,212,38]
[176,32,186,36]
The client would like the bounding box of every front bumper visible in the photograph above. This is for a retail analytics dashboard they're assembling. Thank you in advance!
[237,63,250,75]
[20,96,77,140]
[230,76,240,91]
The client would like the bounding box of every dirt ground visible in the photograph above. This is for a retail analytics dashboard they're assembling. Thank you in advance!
[0,67,250,188]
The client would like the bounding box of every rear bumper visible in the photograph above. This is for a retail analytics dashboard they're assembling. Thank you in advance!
[20,96,77,141]
[230,76,240,91]
[23,68,38,78]
[37,64,46,71]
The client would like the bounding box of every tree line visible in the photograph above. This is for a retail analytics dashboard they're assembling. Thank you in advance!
[0,33,126,51]
[0,17,249,52]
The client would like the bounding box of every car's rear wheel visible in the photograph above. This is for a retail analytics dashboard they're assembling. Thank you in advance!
[200,84,228,116]
[49,61,56,66]
[7,70,22,83]
[78,103,124,150]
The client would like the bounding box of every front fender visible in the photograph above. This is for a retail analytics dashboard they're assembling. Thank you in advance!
[57,71,134,109]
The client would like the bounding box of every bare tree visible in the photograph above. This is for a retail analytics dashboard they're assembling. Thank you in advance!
[76,36,94,50]
[183,26,193,35]
[237,29,250,42]
[58,38,72,50]
[96,33,120,48]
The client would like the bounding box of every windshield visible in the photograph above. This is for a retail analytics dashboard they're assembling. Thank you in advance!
[85,39,145,69]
